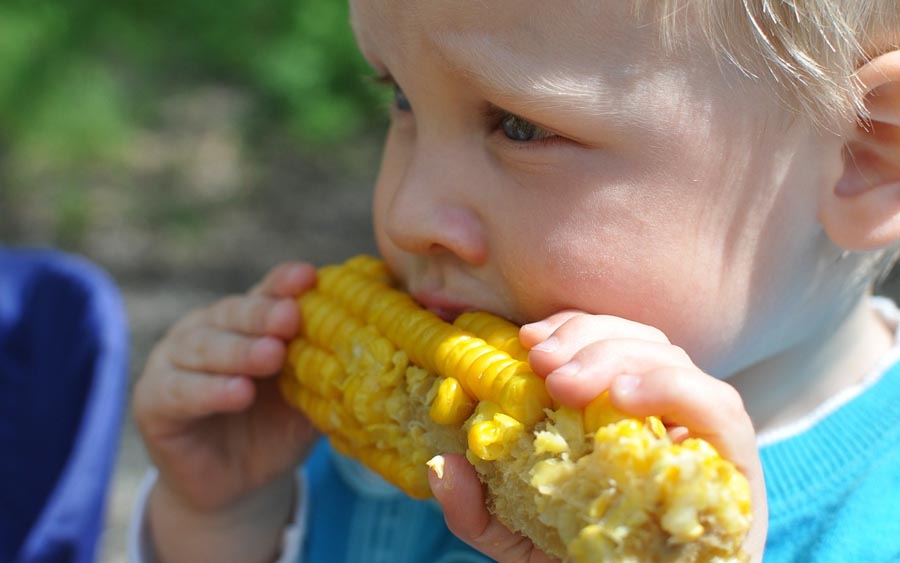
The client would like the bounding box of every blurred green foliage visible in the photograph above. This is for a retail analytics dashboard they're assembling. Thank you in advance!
[0,0,389,249]
[0,0,385,169]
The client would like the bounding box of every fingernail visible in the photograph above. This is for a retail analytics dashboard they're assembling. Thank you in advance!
[549,360,580,379]
[225,377,247,393]
[268,299,296,327]
[251,337,281,360]
[284,263,305,278]
[613,374,640,396]
[283,263,313,286]
[531,336,559,353]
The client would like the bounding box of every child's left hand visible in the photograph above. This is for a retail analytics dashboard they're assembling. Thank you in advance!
[428,311,767,563]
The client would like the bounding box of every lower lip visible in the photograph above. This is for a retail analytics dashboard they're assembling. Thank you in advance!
[427,307,464,323]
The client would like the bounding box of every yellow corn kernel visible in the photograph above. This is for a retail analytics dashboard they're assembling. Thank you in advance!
[583,390,630,432]
[429,377,476,425]
[467,412,525,461]
[285,339,344,400]
[343,253,394,284]
[279,256,752,563]
[454,311,530,361]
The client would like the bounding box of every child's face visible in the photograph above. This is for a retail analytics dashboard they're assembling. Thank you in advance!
[352,0,846,378]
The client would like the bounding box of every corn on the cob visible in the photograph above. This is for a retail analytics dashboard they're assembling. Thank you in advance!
[280,255,752,563]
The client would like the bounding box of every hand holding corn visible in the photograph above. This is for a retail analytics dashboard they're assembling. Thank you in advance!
[133,262,321,563]
[280,256,763,563]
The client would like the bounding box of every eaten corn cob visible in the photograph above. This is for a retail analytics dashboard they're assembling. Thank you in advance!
[280,255,752,563]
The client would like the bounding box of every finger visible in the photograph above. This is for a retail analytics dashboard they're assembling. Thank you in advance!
[250,262,317,298]
[203,294,300,339]
[168,327,287,376]
[521,311,669,349]
[610,368,768,560]
[138,369,256,424]
[609,367,756,464]
[519,310,583,347]
[666,425,691,443]
[544,339,693,408]
[429,454,559,563]
[524,314,671,376]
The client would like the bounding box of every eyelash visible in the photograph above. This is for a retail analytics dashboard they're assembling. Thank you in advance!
[483,106,564,147]
[368,72,566,148]
[369,73,410,113]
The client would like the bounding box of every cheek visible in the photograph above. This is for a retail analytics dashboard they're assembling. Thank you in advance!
[372,175,391,252]
[498,203,660,319]
[497,190,747,372]
[371,131,406,265]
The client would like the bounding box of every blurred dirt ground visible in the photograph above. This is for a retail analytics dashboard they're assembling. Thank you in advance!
[6,87,900,562]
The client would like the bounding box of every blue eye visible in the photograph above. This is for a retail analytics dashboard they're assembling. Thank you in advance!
[500,113,556,142]
[393,85,412,112]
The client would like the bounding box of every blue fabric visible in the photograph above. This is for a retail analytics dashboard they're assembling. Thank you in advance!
[0,248,129,563]
[760,358,900,562]
[303,439,492,563]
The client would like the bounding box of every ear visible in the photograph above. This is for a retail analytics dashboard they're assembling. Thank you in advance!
[820,50,900,250]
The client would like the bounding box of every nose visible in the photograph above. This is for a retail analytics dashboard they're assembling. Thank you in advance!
[380,143,488,266]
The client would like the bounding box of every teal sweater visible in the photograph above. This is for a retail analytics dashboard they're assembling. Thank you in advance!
[760,357,900,562]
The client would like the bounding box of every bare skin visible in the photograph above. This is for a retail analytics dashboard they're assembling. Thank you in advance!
[134,264,319,563]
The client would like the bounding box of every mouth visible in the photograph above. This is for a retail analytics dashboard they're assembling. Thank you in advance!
[411,292,475,323]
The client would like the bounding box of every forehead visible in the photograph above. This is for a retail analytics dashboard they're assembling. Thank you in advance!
[349,0,655,75]
[348,0,765,136]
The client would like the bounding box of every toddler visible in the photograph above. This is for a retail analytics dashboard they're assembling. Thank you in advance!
[131,1,900,562]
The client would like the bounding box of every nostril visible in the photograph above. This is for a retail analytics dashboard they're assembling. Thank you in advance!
[435,207,489,265]
[379,148,489,265]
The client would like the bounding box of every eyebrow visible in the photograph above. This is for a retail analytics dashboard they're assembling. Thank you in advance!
[429,31,623,120]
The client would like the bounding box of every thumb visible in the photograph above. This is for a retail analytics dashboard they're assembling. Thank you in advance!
[428,454,559,563]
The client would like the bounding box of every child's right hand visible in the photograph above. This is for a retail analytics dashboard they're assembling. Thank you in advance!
[133,262,319,561]
[431,311,767,563]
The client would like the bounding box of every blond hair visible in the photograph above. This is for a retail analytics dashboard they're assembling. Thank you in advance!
[636,1,900,128]
[634,2,900,284]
